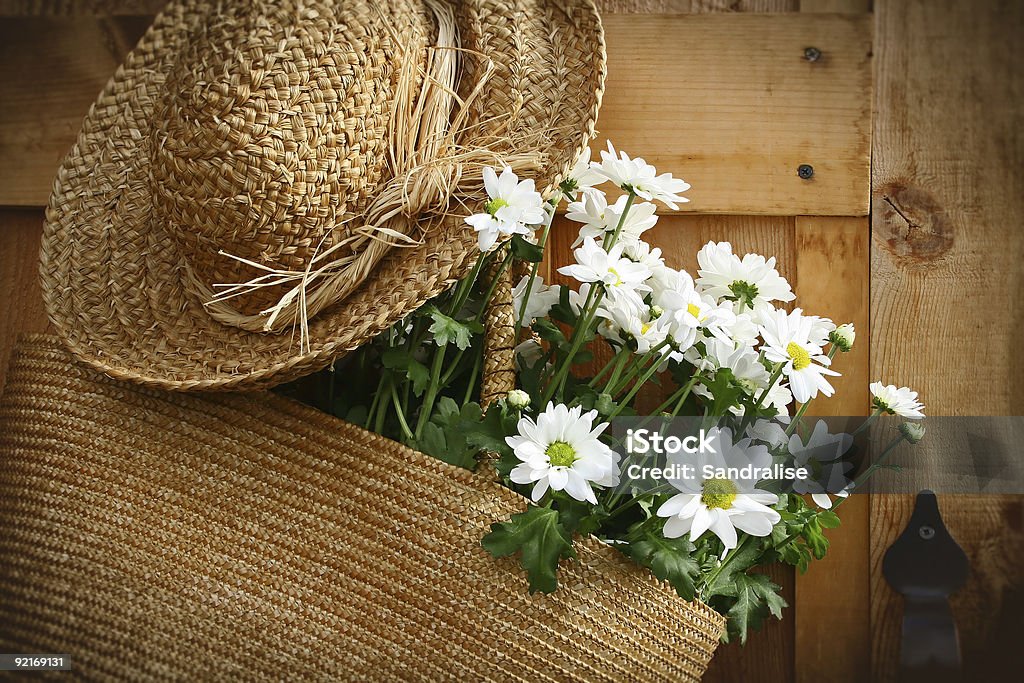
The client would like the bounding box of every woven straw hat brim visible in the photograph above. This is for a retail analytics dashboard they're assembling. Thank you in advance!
[40,0,606,391]
[1,335,725,680]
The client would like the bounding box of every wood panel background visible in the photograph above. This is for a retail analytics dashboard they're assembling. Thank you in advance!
[0,0,1019,681]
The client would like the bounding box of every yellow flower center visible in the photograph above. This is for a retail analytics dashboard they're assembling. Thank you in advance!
[545,441,577,468]
[641,322,652,335]
[787,341,812,370]
[701,477,738,510]
[608,267,624,286]
[687,303,702,320]
[485,197,509,216]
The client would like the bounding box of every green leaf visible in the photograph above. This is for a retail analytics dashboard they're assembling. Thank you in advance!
[701,368,745,417]
[549,285,578,325]
[509,234,544,263]
[421,398,484,469]
[417,421,450,460]
[481,505,576,593]
[554,494,608,537]
[817,509,841,529]
[532,318,567,347]
[704,537,765,600]
[459,403,512,457]
[802,517,830,559]
[344,404,368,427]
[380,348,431,397]
[723,572,787,644]
[428,309,474,350]
[625,527,700,601]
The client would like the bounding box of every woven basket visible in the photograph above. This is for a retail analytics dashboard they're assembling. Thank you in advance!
[0,335,725,680]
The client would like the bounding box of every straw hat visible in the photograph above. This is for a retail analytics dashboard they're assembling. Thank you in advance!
[0,335,725,680]
[41,0,605,391]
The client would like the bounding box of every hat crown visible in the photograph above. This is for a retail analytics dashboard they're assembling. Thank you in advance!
[150,1,427,318]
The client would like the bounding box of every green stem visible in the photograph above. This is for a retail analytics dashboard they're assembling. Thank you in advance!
[609,341,672,398]
[542,286,605,405]
[852,407,886,436]
[474,248,515,326]
[391,382,414,441]
[773,432,910,551]
[588,349,628,389]
[415,343,448,438]
[671,375,700,416]
[608,348,670,418]
[603,192,636,251]
[516,203,557,326]
[785,402,810,437]
[700,534,755,601]
[463,345,483,406]
[741,363,784,432]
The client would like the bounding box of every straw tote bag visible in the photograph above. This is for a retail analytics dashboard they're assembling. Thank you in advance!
[0,290,725,681]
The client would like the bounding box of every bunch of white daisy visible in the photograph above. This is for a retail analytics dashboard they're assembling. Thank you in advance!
[348,147,926,645]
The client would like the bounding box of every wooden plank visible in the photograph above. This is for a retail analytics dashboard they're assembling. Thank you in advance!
[0,210,51,396]
[597,13,872,216]
[0,16,152,207]
[799,0,870,12]
[0,1,799,17]
[596,0,798,12]
[870,0,1024,680]
[0,0,164,14]
[792,217,871,683]
[0,14,871,213]
[548,214,798,682]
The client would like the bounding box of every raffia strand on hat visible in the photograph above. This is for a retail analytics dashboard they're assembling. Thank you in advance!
[202,0,551,349]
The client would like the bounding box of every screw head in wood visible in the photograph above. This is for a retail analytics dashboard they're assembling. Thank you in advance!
[804,46,822,62]
[919,525,936,540]
[797,164,814,179]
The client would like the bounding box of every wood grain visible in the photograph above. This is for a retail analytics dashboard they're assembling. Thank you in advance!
[0,17,152,207]
[0,0,164,14]
[0,1,799,16]
[0,13,872,214]
[0,210,51,396]
[597,13,872,216]
[792,217,871,683]
[870,0,1024,679]
[596,0,798,12]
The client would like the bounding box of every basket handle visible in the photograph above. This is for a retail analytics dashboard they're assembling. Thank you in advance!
[479,248,518,411]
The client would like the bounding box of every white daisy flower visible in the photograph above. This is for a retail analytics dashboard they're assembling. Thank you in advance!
[870,382,925,419]
[689,340,771,411]
[655,277,735,347]
[763,381,795,416]
[657,428,781,555]
[623,239,667,275]
[506,402,620,505]
[512,275,559,327]
[465,166,546,252]
[563,151,604,198]
[806,314,836,348]
[595,296,668,354]
[787,421,854,509]
[696,241,795,314]
[514,339,545,370]
[558,237,652,299]
[506,389,531,410]
[592,141,690,209]
[759,308,840,404]
[745,418,791,449]
[567,193,659,248]
[830,323,856,352]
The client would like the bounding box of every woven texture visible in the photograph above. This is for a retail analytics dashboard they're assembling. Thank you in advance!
[0,336,724,681]
[40,0,606,391]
